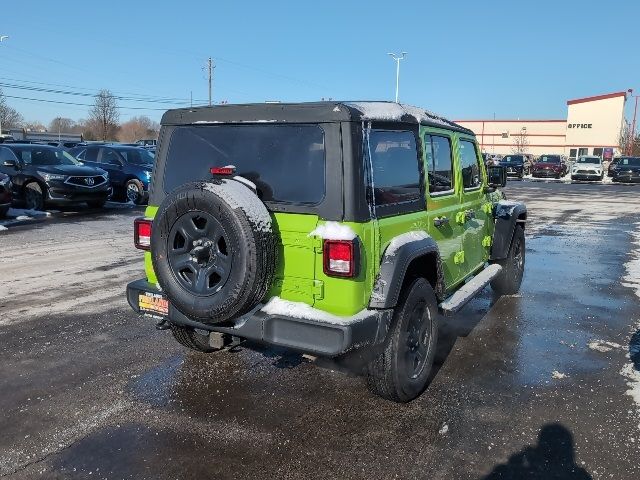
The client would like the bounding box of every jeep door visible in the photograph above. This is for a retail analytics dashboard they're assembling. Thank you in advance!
[365,125,429,278]
[456,136,490,276]
[422,129,465,288]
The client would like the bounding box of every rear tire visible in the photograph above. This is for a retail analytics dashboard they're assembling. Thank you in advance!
[491,225,525,295]
[170,324,219,353]
[366,278,439,402]
[25,182,45,211]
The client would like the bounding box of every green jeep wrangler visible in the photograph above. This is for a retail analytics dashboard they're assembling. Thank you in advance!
[126,101,526,402]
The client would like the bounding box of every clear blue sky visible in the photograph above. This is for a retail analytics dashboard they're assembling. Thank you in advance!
[1,0,638,126]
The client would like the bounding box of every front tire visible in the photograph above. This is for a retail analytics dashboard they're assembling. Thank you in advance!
[491,225,525,295]
[125,179,145,205]
[366,278,439,402]
[170,324,219,353]
[25,182,45,210]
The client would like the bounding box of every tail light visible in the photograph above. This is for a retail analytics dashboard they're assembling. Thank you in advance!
[210,166,236,176]
[323,240,356,277]
[134,217,152,250]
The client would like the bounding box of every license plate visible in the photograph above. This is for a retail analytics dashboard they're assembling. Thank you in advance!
[138,291,169,317]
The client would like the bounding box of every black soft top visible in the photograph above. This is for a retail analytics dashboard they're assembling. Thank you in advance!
[160,101,473,135]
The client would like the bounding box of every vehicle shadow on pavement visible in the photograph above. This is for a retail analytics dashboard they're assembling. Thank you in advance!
[480,423,591,480]
[631,329,640,371]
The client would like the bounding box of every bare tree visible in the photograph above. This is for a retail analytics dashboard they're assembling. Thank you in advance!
[618,120,640,156]
[89,89,120,140]
[0,88,24,131]
[49,117,76,133]
[118,116,160,143]
[22,120,46,132]
[511,127,529,154]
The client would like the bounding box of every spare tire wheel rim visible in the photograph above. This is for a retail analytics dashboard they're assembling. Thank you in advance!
[167,211,232,296]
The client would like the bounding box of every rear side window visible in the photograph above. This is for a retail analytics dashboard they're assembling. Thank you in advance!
[424,134,454,193]
[369,129,421,207]
[164,125,326,204]
[459,140,482,189]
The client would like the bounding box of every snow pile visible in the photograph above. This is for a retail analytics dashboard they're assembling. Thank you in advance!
[346,102,453,128]
[385,231,429,257]
[202,179,272,233]
[7,208,51,218]
[261,296,372,325]
[588,340,623,353]
[551,370,567,379]
[0,225,7,232]
[622,223,640,298]
[621,222,640,428]
[308,221,357,241]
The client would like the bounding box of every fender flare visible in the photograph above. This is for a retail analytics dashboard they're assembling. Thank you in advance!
[369,233,444,309]
[491,201,527,260]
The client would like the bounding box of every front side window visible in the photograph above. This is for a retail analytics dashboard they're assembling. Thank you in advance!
[369,129,421,206]
[9,147,78,166]
[424,134,454,193]
[100,149,122,165]
[0,147,18,162]
[459,140,482,189]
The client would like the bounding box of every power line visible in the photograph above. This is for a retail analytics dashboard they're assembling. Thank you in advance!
[1,93,175,111]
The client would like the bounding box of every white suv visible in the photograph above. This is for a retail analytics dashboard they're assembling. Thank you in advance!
[571,155,604,181]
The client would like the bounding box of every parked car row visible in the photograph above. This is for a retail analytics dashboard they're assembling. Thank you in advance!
[0,142,154,217]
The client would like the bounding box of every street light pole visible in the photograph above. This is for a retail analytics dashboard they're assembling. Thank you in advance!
[0,35,7,135]
[388,52,407,103]
[629,95,638,155]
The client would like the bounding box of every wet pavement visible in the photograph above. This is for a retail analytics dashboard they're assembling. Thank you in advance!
[1,181,639,479]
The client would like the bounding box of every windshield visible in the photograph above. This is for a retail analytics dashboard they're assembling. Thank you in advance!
[503,155,524,163]
[116,148,155,165]
[10,146,80,166]
[577,157,600,164]
[538,155,560,163]
[618,157,640,167]
[164,124,326,204]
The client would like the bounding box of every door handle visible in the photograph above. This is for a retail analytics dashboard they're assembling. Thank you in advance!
[434,216,449,227]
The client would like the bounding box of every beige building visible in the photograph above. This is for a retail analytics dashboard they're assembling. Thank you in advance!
[456,91,629,160]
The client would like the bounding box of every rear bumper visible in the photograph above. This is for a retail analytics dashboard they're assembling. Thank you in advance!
[126,279,392,357]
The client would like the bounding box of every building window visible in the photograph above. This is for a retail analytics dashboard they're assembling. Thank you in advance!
[593,148,603,158]
[569,148,577,160]
[578,148,589,157]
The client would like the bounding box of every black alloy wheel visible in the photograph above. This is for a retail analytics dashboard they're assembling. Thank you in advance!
[167,211,232,296]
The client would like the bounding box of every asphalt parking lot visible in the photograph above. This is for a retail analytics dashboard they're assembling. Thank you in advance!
[1,181,639,480]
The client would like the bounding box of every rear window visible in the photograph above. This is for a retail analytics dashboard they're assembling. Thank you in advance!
[164,125,325,204]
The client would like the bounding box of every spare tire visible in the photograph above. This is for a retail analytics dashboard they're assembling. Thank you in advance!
[151,179,277,324]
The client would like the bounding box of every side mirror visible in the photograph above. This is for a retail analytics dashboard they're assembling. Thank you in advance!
[2,159,17,168]
[487,165,507,188]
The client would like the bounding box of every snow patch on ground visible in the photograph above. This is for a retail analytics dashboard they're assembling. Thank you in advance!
[261,297,371,325]
[588,340,623,353]
[202,179,272,233]
[551,370,567,379]
[308,221,357,241]
[438,424,449,435]
[0,225,7,232]
[7,208,51,218]
[385,231,429,257]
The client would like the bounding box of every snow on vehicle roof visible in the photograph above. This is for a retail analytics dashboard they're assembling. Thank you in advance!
[344,102,459,129]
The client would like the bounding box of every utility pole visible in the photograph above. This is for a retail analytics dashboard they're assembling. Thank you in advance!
[0,35,7,135]
[57,117,61,141]
[629,94,638,155]
[387,52,407,103]
[207,57,213,106]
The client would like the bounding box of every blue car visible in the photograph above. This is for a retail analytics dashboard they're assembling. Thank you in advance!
[69,144,153,204]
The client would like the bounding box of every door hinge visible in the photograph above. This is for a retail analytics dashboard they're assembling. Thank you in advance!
[455,211,467,225]
[482,202,494,215]
[313,280,324,300]
[454,251,465,265]
[482,235,493,247]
